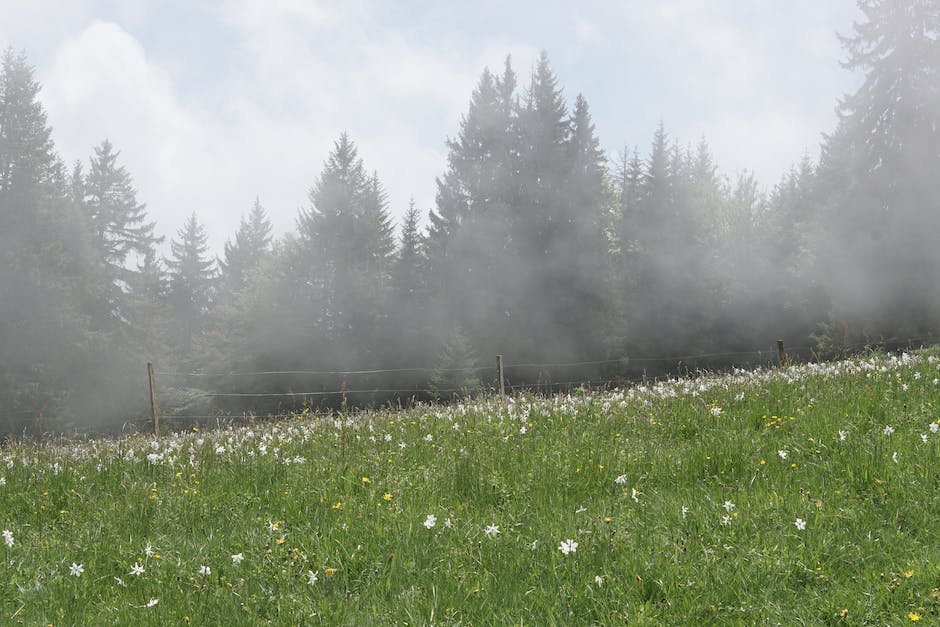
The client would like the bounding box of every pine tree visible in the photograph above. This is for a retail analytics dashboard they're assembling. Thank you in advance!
[0,49,56,198]
[392,200,425,301]
[166,212,216,356]
[553,93,610,361]
[628,124,717,359]
[430,325,480,397]
[220,197,273,294]
[426,62,518,360]
[427,66,512,262]
[85,140,160,271]
[0,50,103,430]
[83,139,162,329]
[296,134,394,365]
[816,0,940,341]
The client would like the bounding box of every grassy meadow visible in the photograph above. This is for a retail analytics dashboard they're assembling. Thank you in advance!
[3,350,940,624]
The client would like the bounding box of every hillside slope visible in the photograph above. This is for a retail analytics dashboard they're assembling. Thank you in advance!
[2,350,940,624]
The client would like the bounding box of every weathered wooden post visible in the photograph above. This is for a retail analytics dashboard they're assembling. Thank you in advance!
[496,354,505,401]
[148,362,160,436]
[777,340,788,367]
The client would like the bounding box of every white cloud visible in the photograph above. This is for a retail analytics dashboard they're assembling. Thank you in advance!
[41,20,226,247]
[18,0,862,255]
[616,1,858,180]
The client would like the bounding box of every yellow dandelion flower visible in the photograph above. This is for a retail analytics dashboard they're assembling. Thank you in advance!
[383,493,392,501]
[909,612,921,622]
[905,569,914,578]
[839,608,848,618]
[362,477,371,484]
[332,502,342,510]
[325,568,336,577]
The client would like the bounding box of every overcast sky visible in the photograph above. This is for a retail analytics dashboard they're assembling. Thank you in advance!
[1,0,863,253]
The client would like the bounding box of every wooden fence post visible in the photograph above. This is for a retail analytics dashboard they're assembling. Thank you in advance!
[777,340,788,367]
[148,362,160,436]
[496,354,505,401]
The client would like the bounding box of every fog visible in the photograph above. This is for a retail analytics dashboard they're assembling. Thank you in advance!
[2,1,939,434]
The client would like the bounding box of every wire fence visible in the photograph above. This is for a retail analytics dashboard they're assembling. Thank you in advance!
[141,335,938,433]
[4,334,936,438]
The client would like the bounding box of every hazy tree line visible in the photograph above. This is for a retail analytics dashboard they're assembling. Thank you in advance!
[2,1,939,432]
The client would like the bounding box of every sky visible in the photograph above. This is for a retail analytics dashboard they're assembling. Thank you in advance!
[0,0,864,253]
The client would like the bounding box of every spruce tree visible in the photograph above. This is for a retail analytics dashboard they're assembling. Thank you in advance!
[296,134,394,366]
[385,201,434,390]
[166,212,216,356]
[220,197,273,294]
[392,200,425,301]
[816,0,940,342]
[0,50,101,430]
[83,139,162,329]
[426,62,518,361]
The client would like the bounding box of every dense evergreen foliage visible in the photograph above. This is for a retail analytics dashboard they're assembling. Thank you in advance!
[2,1,939,432]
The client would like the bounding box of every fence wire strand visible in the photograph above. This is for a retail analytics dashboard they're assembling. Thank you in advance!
[7,335,934,431]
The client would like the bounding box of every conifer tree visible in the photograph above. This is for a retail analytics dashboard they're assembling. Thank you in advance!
[220,197,273,294]
[816,0,940,341]
[430,325,480,397]
[166,212,216,356]
[427,62,518,359]
[296,134,394,365]
[0,50,100,429]
[393,200,425,301]
[83,139,161,329]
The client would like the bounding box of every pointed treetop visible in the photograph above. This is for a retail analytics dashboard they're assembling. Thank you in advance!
[0,48,56,192]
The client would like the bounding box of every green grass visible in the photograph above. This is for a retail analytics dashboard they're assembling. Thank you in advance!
[3,350,940,624]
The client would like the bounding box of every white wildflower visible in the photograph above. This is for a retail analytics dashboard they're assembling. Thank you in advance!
[794,518,806,531]
[2,529,12,547]
[69,562,84,577]
[231,553,244,565]
[884,425,894,436]
[307,570,318,585]
[484,524,500,537]
[558,539,578,555]
[199,565,211,576]
[423,514,436,529]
